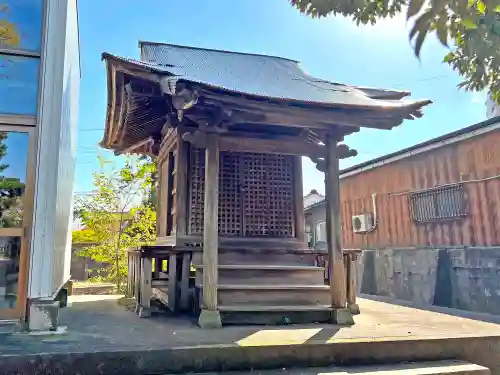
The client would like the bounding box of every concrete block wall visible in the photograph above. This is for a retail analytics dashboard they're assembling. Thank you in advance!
[357,246,500,315]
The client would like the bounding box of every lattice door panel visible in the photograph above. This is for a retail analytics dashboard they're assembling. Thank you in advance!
[218,152,242,235]
[242,153,295,237]
[188,148,243,235]
[189,147,205,234]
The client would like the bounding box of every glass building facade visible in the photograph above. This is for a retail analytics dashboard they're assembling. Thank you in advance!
[0,0,80,327]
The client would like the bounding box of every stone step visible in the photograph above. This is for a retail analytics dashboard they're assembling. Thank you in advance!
[195,264,325,286]
[191,247,318,266]
[0,320,19,335]
[178,361,489,375]
[198,284,330,306]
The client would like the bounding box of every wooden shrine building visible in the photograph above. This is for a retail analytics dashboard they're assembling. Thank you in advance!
[101,42,431,327]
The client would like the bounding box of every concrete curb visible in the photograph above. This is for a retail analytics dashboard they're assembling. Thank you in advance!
[1,335,500,375]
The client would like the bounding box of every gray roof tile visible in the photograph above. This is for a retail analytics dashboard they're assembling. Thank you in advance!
[104,42,431,110]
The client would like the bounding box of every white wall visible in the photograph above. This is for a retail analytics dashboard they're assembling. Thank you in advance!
[54,0,80,293]
[28,0,80,299]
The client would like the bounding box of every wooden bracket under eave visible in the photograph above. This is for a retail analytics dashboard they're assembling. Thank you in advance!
[311,144,358,172]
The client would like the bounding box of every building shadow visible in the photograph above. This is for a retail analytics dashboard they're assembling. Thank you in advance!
[361,294,500,325]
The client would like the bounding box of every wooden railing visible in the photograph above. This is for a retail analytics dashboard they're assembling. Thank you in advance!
[315,248,362,314]
[127,248,141,299]
[127,245,197,317]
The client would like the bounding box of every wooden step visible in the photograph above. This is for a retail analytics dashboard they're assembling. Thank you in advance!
[195,264,325,286]
[191,248,318,266]
[219,304,332,311]
[198,284,330,306]
[199,361,489,375]
[218,304,333,325]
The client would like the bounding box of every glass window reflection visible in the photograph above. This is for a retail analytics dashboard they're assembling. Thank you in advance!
[0,236,20,308]
[0,132,28,229]
[0,54,39,115]
[0,0,43,53]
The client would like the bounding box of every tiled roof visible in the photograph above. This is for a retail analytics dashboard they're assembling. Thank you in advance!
[103,42,431,111]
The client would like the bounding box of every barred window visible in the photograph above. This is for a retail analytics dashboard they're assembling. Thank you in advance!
[409,184,466,223]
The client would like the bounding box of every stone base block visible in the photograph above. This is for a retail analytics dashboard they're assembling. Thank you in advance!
[27,300,60,332]
[198,309,222,328]
[348,303,360,315]
[331,307,355,325]
[138,306,151,318]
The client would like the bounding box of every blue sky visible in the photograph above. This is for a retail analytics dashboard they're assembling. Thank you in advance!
[2,0,43,52]
[0,56,39,115]
[75,0,487,195]
[2,132,28,183]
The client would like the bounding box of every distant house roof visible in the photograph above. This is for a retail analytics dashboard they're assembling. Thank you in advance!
[304,189,325,209]
[341,116,500,178]
[304,116,500,212]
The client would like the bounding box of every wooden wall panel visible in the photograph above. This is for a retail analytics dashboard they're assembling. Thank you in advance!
[340,130,500,249]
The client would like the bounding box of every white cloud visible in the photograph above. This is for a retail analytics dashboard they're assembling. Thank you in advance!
[470,91,486,104]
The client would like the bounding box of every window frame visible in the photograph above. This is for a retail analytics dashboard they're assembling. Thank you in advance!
[409,184,467,224]
[315,220,327,244]
[0,0,45,125]
[0,125,37,319]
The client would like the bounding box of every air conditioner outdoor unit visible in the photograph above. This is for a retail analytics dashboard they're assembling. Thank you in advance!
[352,213,373,233]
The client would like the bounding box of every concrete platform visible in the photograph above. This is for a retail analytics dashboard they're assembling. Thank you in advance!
[1,295,500,375]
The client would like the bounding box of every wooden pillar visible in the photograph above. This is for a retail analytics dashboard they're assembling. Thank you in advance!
[157,154,170,237]
[168,253,178,312]
[138,256,152,318]
[198,133,222,328]
[127,252,133,297]
[345,253,360,315]
[153,256,162,279]
[179,252,192,311]
[293,156,306,243]
[325,135,354,325]
[134,253,141,309]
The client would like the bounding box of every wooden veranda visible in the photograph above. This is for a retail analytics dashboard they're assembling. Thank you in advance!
[101,42,430,327]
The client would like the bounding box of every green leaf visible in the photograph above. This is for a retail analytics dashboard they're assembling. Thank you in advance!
[436,17,448,46]
[476,0,486,14]
[410,11,432,41]
[461,18,478,29]
[443,52,454,62]
[494,5,500,12]
[407,0,425,19]
[414,28,429,58]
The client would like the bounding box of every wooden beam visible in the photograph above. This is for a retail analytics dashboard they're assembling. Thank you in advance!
[183,131,326,158]
[325,135,347,310]
[117,137,154,155]
[112,60,162,84]
[201,92,408,130]
[198,133,222,328]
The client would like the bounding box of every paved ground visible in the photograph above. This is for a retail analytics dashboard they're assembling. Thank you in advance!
[1,295,500,355]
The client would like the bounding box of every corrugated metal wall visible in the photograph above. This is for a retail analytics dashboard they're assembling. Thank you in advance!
[341,129,500,249]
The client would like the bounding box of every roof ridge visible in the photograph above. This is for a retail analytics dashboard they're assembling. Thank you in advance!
[137,40,300,63]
